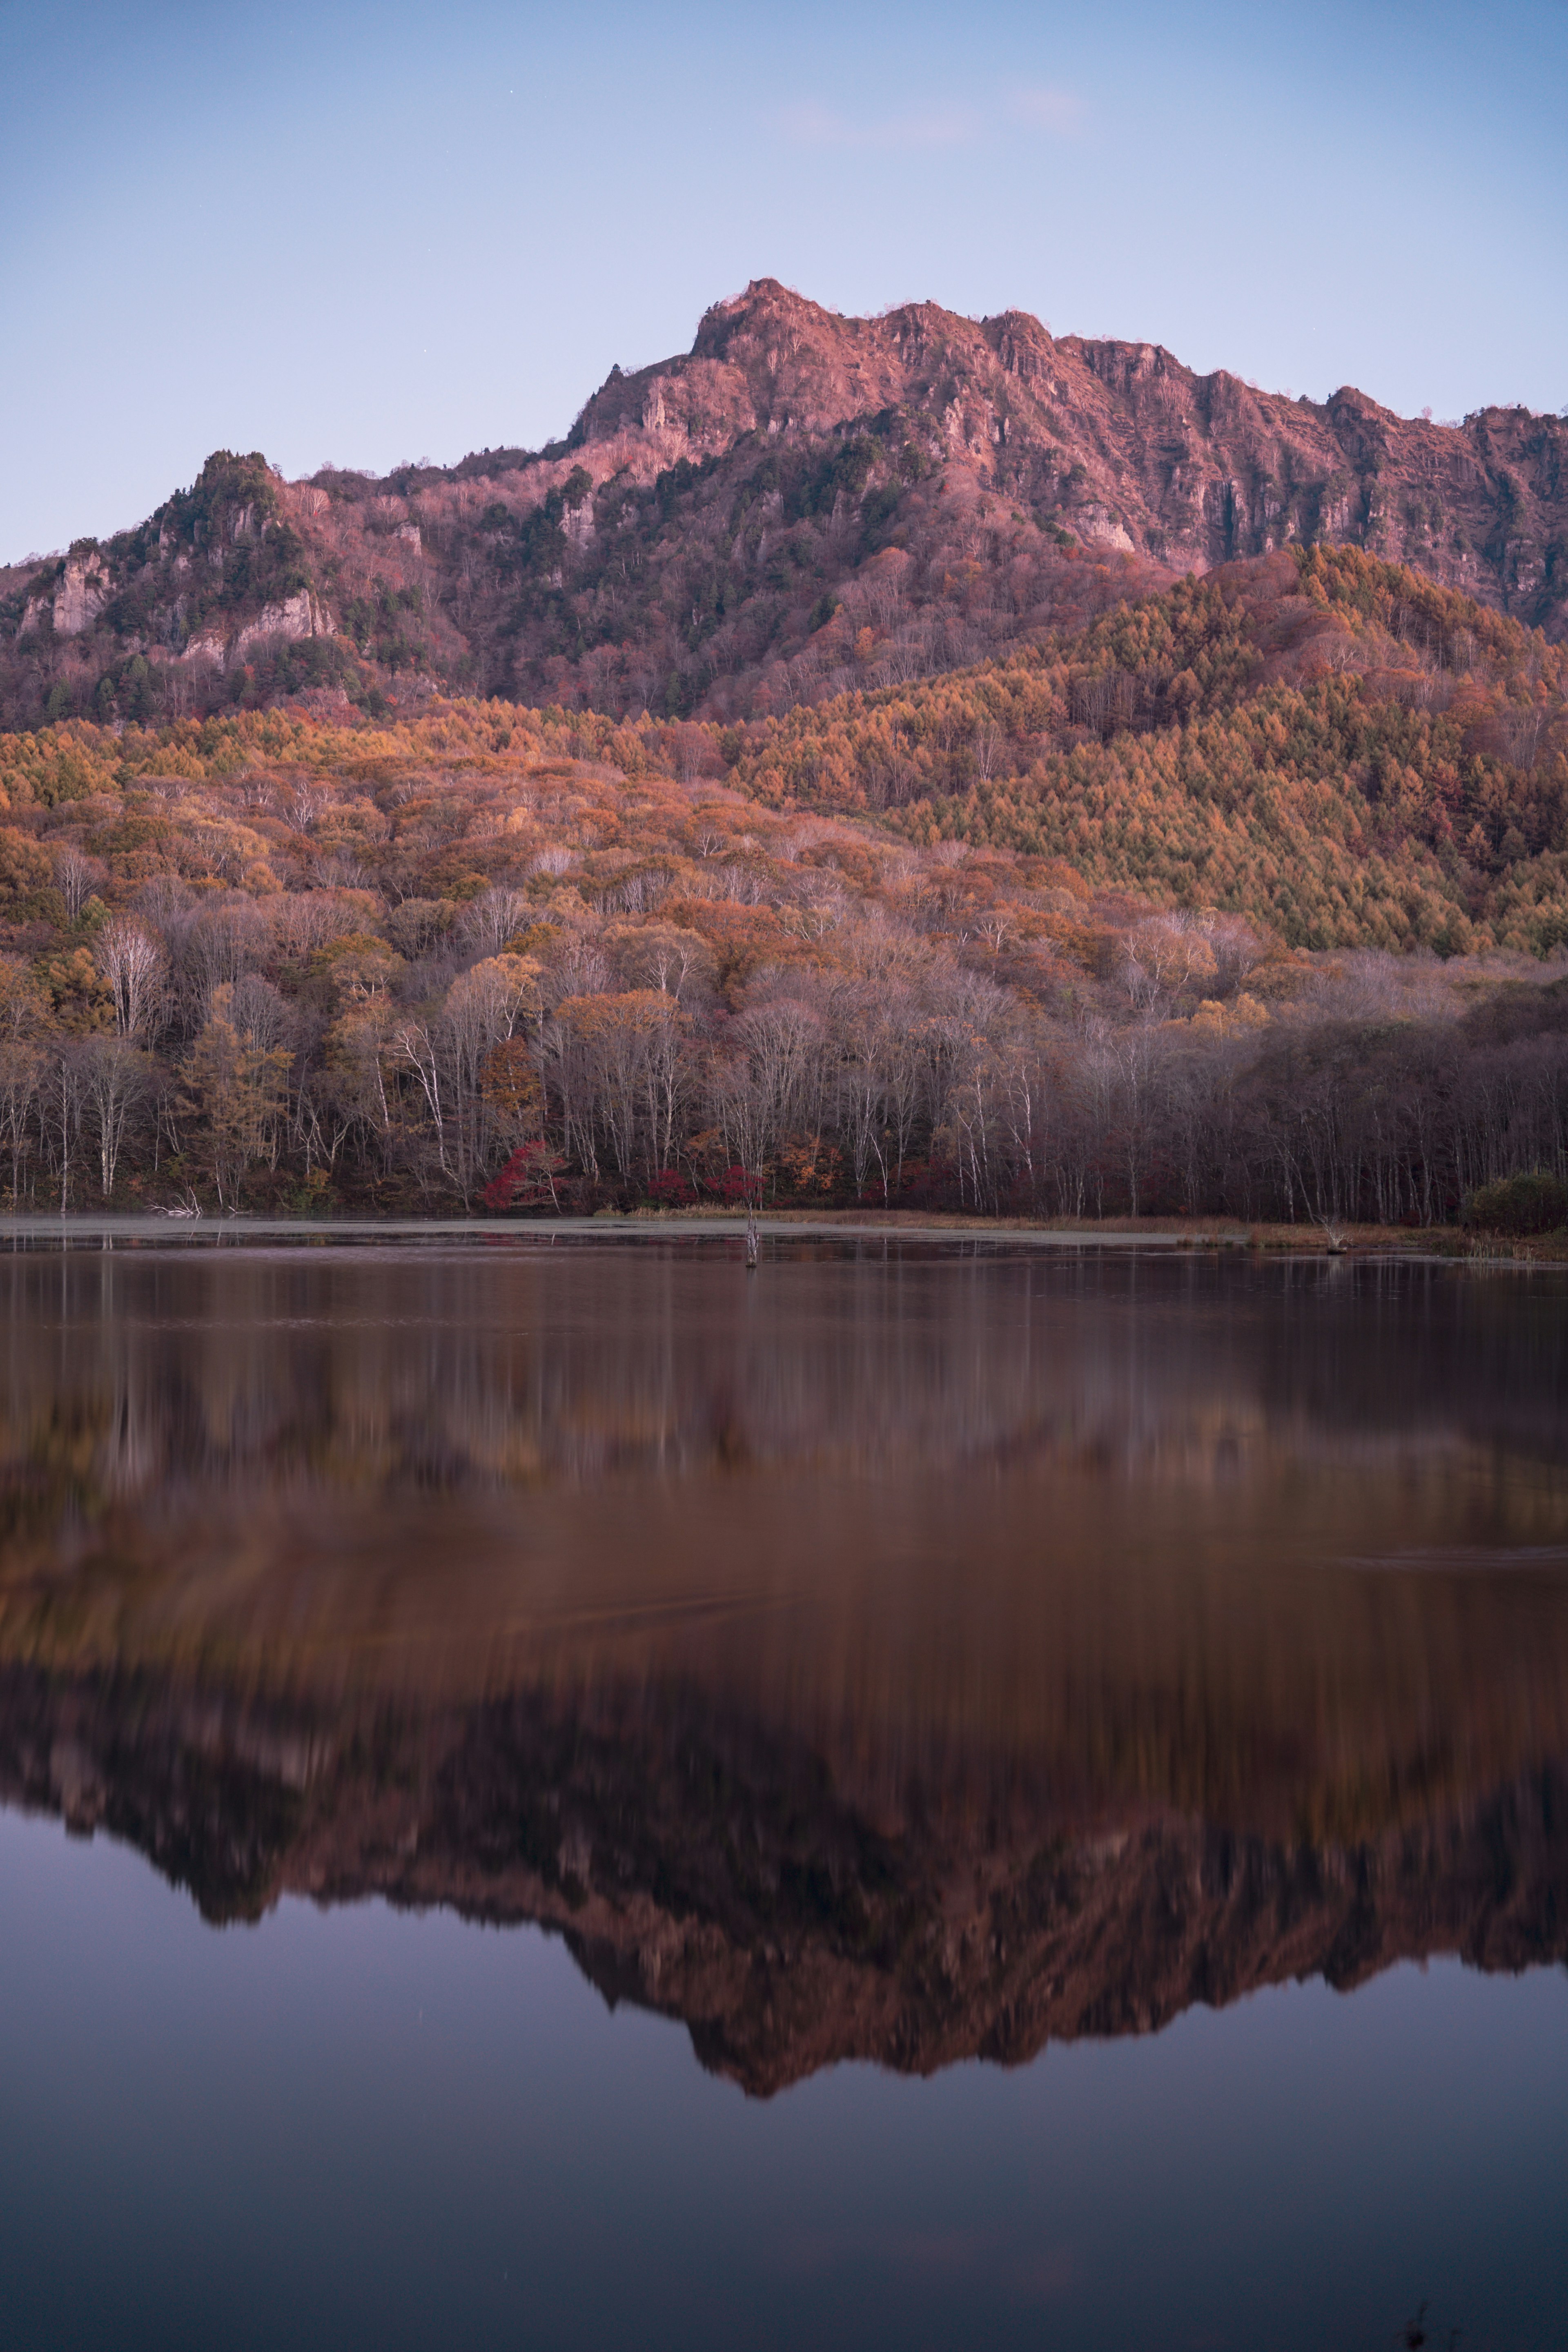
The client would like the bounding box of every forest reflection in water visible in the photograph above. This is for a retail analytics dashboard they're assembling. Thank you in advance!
[2,1236,1567,2094]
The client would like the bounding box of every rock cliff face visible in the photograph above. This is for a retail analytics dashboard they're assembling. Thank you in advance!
[3,1665,1564,2099]
[581,281,1566,609]
[3,279,1564,731]
[49,553,110,638]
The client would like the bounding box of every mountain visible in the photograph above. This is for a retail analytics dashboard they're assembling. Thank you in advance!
[0,283,1565,1224]
[4,279,1565,733]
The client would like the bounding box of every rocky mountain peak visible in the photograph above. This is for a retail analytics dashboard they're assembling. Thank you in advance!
[4,282,1565,733]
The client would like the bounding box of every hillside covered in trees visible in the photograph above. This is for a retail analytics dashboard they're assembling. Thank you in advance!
[0,538,1564,1224]
[739,543,1568,957]
[4,281,1565,737]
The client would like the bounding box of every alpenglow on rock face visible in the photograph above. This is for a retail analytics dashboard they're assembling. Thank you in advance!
[3,278,1564,731]
[577,278,1564,599]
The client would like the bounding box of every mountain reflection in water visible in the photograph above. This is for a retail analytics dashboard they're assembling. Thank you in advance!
[2,1238,1566,2097]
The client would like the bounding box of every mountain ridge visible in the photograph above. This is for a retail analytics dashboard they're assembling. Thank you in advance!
[4,279,1564,733]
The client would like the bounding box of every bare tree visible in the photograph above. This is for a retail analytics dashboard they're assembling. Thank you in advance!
[0,1041,41,1208]
[38,1051,85,1214]
[708,997,826,1203]
[76,1036,152,1197]
[178,987,290,1208]
[459,888,531,960]
[438,953,542,1190]
[52,845,107,922]
[391,1020,451,1185]
[604,920,715,1003]
[270,890,374,962]
[96,919,167,1041]
[185,901,269,1019]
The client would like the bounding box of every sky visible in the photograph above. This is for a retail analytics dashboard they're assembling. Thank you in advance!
[3,0,1565,561]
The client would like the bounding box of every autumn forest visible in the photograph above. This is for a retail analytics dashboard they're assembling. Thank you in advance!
[0,523,1561,1229]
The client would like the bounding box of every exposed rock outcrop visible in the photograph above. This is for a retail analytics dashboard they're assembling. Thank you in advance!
[51,552,109,637]
[229,587,332,659]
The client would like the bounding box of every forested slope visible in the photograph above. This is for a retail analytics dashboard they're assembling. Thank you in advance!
[737,544,1568,956]
[0,542,1565,1226]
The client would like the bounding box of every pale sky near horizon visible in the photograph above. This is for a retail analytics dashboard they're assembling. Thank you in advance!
[3,0,1565,561]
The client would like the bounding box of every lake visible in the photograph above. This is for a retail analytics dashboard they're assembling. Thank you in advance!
[0,1232,1565,2350]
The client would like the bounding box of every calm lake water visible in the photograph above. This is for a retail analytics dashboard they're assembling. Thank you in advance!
[1,1233,1566,2350]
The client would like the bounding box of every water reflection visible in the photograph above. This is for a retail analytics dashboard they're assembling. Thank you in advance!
[2,1240,1566,2095]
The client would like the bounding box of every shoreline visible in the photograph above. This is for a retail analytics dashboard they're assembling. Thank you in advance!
[0,1207,1559,1263]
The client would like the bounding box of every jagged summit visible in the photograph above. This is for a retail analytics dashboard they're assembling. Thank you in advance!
[3,281,1564,730]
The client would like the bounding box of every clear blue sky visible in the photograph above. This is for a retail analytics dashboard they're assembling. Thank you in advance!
[3,0,1564,560]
